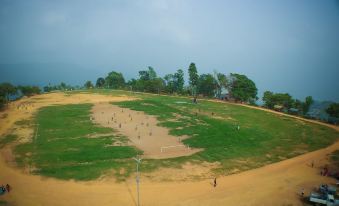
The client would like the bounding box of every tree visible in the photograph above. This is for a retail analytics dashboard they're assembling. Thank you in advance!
[214,71,228,98]
[60,82,66,90]
[262,91,274,109]
[174,69,184,93]
[96,77,105,88]
[229,73,257,103]
[262,91,294,110]
[105,71,125,89]
[197,74,217,97]
[302,96,313,115]
[188,63,199,96]
[0,82,17,101]
[18,86,41,96]
[164,74,175,93]
[126,78,137,91]
[84,81,93,89]
[326,103,339,118]
[164,69,185,94]
[136,67,164,93]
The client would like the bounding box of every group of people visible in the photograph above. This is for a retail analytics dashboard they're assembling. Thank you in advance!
[0,184,10,195]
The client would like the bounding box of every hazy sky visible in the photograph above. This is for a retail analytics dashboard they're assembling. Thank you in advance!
[1,0,339,101]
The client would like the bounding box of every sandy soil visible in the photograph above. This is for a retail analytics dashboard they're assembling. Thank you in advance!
[0,92,339,206]
[91,102,201,159]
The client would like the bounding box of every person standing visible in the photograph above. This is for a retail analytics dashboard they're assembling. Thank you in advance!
[6,184,10,193]
[214,178,217,187]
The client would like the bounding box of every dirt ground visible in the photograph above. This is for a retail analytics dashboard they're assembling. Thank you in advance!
[91,102,201,159]
[0,92,339,206]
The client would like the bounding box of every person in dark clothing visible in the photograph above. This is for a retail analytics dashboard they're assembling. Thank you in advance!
[6,184,10,193]
[214,178,217,187]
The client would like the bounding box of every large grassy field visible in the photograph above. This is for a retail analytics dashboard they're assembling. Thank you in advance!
[6,90,339,181]
[114,94,339,174]
[14,104,139,180]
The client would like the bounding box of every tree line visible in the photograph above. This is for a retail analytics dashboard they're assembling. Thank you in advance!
[86,63,258,104]
[0,83,41,109]
[1,62,337,123]
[82,62,337,122]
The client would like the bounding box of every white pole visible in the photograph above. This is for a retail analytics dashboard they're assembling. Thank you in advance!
[133,157,142,206]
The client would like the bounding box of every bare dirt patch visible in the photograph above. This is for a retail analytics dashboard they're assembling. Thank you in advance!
[91,102,202,159]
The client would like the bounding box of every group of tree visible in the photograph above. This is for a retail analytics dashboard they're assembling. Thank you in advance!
[262,91,313,115]
[0,82,41,109]
[43,82,76,92]
[326,103,339,118]
[90,62,258,104]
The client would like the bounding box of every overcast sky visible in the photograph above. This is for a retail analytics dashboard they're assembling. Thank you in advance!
[0,0,339,102]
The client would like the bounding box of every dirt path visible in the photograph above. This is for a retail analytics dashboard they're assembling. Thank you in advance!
[0,92,339,206]
[91,102,201,159]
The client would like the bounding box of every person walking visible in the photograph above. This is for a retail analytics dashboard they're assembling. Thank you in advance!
[6,184,10,193]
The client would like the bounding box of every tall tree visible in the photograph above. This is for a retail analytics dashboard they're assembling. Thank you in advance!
[164,74,175,93]
[174,69,184,93]
[326,103,339,118]
[105,71,125,89]
[84,81,93,89]
[188,63,199,96]
[214,71,228,98]
[302,96,313,115]
[229,73,257,103]
[197,74,216,97]
[96,77,105,88]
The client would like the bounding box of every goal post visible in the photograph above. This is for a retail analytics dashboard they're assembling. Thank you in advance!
[160,144,190,153]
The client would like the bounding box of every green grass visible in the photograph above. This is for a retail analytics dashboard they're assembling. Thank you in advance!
[113,94,339,175]
[0,134,18,148]
[11,90,339,180]
[14,104,140,181]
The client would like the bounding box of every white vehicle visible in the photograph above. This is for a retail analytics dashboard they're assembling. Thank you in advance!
[309,192,339,206]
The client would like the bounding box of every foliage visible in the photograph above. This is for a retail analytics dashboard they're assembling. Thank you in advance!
[164,69,185,94]
[229,73,257,102]
[326,103,339,118]
[0,134,18,148]
[0,96,6,109]
[131,67,165,93]
[105,71,125,89]
[95,77,105,88]
[84,80,93,89]
[18,85,41,96]
[188,63,199,96]
[44,83,75,92]
[302,96,313,115]
[214,72,228,98]
[175,69,185,93]
[262,91,293,109]
[0,82,17,101]
[197,73,216,97]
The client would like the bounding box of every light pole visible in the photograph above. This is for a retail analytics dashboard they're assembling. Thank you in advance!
[133,156,142,206]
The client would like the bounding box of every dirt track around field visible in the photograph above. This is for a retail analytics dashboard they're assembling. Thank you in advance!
[91,102,201,159]
[0,92,339,206]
